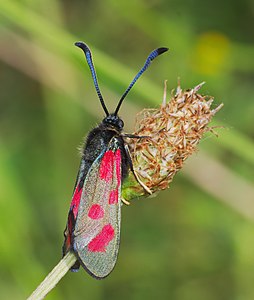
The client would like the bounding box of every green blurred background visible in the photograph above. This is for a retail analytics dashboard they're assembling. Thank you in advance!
[0,1,254,299]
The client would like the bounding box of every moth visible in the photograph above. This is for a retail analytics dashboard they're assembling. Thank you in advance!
[63,42,168,279]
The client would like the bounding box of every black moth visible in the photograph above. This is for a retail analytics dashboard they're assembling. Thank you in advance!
[63,42,168,278]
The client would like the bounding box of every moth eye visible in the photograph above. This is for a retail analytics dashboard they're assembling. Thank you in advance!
[119,119,124,129]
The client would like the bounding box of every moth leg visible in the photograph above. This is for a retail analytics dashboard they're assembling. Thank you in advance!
[124,144,152,195]
[122,133,150,139]
[121,198,130,205]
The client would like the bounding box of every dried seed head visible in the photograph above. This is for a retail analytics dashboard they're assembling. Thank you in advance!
[122,81,223,201]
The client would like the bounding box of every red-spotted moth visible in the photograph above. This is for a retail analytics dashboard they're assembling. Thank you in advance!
[62,42,168,279]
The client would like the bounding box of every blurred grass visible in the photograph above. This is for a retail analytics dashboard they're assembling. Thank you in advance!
[0,1,254,300]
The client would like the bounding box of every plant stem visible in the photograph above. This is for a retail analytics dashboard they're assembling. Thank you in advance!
[27,252,77,300]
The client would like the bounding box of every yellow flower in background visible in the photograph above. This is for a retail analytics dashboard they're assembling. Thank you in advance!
[192,32,231,75]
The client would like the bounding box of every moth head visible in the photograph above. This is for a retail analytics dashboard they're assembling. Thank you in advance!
[102,114,124,131]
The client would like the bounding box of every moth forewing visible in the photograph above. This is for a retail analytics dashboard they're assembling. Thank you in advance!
[73,139,122,278]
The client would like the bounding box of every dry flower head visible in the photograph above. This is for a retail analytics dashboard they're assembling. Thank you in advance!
[122,82,223,200]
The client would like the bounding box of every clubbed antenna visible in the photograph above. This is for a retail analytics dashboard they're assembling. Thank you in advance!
[75,42,109,116]
[114,47,169,116]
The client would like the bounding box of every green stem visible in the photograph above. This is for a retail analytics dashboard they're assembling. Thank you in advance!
[27,252,77,300]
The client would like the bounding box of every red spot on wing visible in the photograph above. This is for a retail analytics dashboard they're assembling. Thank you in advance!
[109,189,118,204]
[115,149,121,188]
[99,150,114,182]
[70,185,82,218]
[87,224,115,252]
[88,204,104,219]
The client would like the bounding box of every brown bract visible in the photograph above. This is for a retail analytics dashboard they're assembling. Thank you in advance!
[125,82,223,197]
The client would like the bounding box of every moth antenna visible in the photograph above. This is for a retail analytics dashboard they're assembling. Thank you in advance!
[114,47,169,116]
[75,42,109,116]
